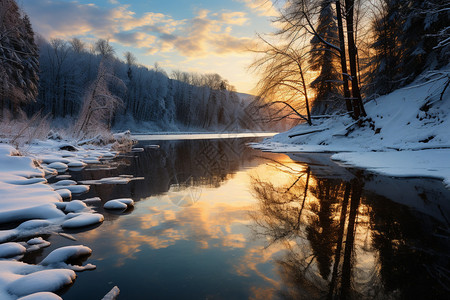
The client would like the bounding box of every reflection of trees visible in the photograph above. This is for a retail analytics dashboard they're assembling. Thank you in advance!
[251,165,311,245]
[251,156,450,299]
[369,193,450,300]
[72,138,267,203]
[132,138,262,194]
[251,161,367,299]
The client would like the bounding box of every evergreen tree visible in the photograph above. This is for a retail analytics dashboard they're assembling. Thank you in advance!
[309,0,341,115]
[370,0,450,94]
[0,0,39,115]
[370,0,403,95]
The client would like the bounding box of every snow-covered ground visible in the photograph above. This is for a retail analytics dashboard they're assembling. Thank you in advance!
[0,139,132,299]
[254,71,450,188]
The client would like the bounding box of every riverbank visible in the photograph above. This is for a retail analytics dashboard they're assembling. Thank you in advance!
[0,136,136,299]
[255,71,450,188]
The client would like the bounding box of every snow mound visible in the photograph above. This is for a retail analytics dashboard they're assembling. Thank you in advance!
[52,179,77,186]
[67,160,86,168]
[26,237,51,252]
[103,200,127,210]
[61,213,104,228]
[64,200,88,213]
[53,184,90,195]
[18,292,62,300]
[0,242,27,258]
[40,245,92,266]
[55,188,71,199]
[46,162,68,171]
[7,269,76,297]
[104,198,134,210]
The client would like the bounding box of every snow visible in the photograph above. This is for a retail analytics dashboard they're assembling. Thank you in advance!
[46,162,68,171]
[53,184,90,195]
[103,200,128,210]
[0,242,27,258]
[257,72,450,188]
[6,269,76,297]
[61,213,104,228]
[64,200,89,213]
[17,292,62,300]
[102,286,120,300]
[26,237,51,252]
[104,198,134,210]
[0,138,136,298]
[80,176,134,185]
[55,188,71,199]
[39,245,92,266]
[332,149,450,187]
[52,179,77,186]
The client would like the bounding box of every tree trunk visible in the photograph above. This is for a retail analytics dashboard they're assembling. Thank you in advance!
[335,0,353,114]
[344,0,366,118]
[299,63,312,125]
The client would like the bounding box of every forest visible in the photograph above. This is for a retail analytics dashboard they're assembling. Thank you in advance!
[0,0,265,136]
[1,0,449,135]
[252,0,449,125]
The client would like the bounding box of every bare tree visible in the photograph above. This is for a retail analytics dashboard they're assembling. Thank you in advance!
[124,51,136,66]
[69,37,85,53]
[251,35,312,125]
[251,0,368,122]
[75,60,125,137]
[94,38,115,58]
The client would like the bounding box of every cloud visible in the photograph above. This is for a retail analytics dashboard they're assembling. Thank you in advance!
[112,32,157,48]
[216,11,249,25]
[22,0,257,58]
[237,0,279,17]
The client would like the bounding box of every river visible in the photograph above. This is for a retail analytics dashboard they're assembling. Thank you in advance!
[24,135,450,299]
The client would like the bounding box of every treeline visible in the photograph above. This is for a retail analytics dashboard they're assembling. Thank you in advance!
[25,37,257,131]
[253,0,450,123]
[1,0,263,133]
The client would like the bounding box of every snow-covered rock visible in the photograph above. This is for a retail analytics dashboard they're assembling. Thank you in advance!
[61,213,104,228]
[104,198,134,210]
[0,242,27,258]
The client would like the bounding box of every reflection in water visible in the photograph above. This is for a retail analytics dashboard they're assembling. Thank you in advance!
[32,138,450,299]
[250,154,450,299]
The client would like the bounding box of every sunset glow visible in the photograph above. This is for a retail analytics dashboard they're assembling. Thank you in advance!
[22,0,279,93]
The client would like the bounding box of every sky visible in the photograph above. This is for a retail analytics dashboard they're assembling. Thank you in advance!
[20,0,279,94]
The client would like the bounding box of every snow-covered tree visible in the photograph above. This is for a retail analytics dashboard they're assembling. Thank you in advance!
[369,0,450,94]
[94,38,115,58]
[309,0,341,115]
[75,60,124,136]
[369,0,403,95]
[0,0,39,115]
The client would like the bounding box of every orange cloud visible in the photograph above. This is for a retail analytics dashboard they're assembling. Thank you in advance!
[238,0,279,17]
[23,0,257,59]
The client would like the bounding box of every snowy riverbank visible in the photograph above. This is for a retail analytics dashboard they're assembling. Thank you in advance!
[254,71,450,188]
[0,138,135,299]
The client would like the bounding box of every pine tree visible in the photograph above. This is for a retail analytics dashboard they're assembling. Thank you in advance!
[370,0,403,95]
[370,0,450,94]
[309,0,341,115]
[0,0,39,115]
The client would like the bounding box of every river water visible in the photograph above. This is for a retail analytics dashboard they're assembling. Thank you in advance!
[25,135,450,299]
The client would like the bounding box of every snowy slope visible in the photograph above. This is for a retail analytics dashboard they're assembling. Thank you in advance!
[255,70,450,187]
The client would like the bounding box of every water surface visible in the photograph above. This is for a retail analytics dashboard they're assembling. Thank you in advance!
[26,136,450,299]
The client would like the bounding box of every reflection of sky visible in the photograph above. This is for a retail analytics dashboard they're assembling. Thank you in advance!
[58,148,450,299]
[71,165,289,299]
